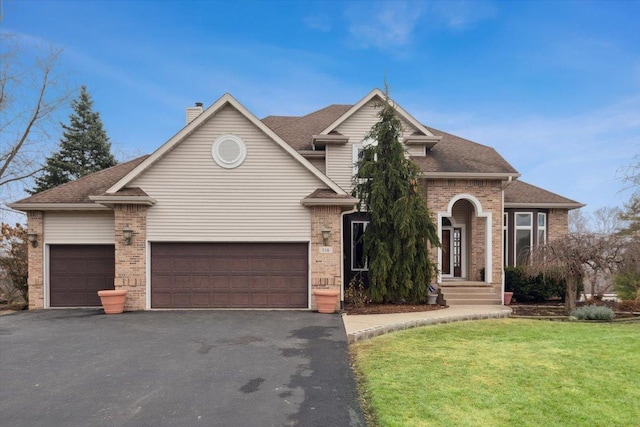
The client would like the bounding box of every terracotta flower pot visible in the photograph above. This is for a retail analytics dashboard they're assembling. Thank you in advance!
[503,291,513,305]
[313,289,340,314]
[97,289,128,314]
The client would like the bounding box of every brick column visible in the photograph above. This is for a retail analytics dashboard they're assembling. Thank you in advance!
[26,211,44,309]
[113,205,147,311]
[310,206,342,310]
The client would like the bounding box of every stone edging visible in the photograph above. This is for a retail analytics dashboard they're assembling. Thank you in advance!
[346,309,512,343]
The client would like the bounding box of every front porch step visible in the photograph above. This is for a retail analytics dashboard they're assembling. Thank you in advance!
[440,286,503,306]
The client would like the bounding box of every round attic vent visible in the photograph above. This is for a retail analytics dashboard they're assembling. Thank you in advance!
[212,135,246,168]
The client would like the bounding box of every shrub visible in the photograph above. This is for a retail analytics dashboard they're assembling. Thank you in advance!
[571,305,614,321]
[505,267,581,303]
[617,300,640,312]
[345,274,368,308]
[613,271,640,301]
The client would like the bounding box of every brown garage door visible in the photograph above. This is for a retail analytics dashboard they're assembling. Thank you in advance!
[151,243,308,308]
[49,245,115,307]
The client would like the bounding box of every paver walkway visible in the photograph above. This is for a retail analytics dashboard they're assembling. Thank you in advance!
[342,305,512,343]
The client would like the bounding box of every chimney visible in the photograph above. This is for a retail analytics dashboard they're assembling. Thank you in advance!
[186,102,204,124]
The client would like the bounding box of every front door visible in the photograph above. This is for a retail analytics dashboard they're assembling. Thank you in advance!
[441,226,463,278]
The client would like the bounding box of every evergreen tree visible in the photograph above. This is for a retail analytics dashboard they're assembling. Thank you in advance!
[352,92,440,303]
[30,86,116,193]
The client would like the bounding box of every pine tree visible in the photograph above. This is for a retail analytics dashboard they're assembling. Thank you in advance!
[30,86,116,193]
[352,92,440,303]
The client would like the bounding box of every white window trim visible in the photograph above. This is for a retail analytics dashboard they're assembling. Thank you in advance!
[514,212,533,266]
[351,220,369,271]
[352,138,377,178]
[537,212,547,245]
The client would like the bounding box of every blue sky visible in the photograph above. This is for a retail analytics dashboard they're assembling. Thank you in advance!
[3,0,639,214]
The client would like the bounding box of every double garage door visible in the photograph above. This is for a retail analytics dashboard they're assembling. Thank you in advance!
[48,243,308,309]
[151,243,308,308]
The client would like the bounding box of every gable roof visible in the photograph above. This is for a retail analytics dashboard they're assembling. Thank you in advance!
[505,180,584,209]
[320,88,436,138]
[107,93,347,195]
[9,156,149,210]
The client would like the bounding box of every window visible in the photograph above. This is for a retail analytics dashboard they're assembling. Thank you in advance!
[538,213,547,246]
[351,221,369,271]
[514,212,532,266]
[352,138,376,178]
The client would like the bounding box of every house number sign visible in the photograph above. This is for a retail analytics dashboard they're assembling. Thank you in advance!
[319,246,333,253]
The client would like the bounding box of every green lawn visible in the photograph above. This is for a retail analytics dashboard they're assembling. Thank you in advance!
[351,319,640,427]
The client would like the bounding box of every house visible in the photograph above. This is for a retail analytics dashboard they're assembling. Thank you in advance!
[9,89,583,310]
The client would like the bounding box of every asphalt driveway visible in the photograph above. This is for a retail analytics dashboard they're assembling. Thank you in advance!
[0,310,365,426]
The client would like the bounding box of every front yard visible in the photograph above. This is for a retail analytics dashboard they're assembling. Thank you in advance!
[351,319,640,427]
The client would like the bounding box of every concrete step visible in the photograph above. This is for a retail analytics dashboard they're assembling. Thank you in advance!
[440,286,502,306]
[440,287,499,294]
[444,298,503,305]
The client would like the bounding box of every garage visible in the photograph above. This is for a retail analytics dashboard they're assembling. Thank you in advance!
[49,245,115,307]
[151,243,308,309]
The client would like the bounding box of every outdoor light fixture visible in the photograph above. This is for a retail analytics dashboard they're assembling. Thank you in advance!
[122,225,133,245]
[321,227,331,246]
[27,230,38,248]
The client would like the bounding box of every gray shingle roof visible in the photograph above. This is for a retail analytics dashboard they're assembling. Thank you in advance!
[262,105,352,150]
[414,126,518,175]
[505,180,583,208]
[264,108,518,175]
[11,155,149,205]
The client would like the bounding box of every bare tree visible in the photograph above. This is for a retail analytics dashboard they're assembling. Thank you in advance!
[529,232,627,314]
[569,209,590,234]
[619,153,640,198]
[0,33,71,209]
[593,206,623,235]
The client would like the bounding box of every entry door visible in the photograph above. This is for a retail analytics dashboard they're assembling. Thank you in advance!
[442,227,463,278]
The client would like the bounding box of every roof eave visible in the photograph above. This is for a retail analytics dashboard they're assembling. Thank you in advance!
[89,195,157,207]
[300,197,358,208]
[298,150,326,159]
[422,172,521,180]
[505,202,585,210]
[7,203,112,211]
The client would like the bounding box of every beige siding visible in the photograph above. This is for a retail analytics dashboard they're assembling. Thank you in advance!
[44,211,115,244]
[328,99,422,191]
[131,105,328,241]
[307,157,326,174]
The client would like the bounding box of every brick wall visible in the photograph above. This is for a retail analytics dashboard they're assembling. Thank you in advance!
[26,211,44,309]
[548,208,569,242]
[310,206,342,311]
[425,179,503,287]
[113,204,148,311]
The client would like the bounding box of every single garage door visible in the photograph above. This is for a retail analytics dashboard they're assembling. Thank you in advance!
[151,243,308,309]
[49,245,115,307]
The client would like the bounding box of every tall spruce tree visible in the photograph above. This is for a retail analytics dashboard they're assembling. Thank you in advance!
[30,85,116,193]
[352,92,440,303]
